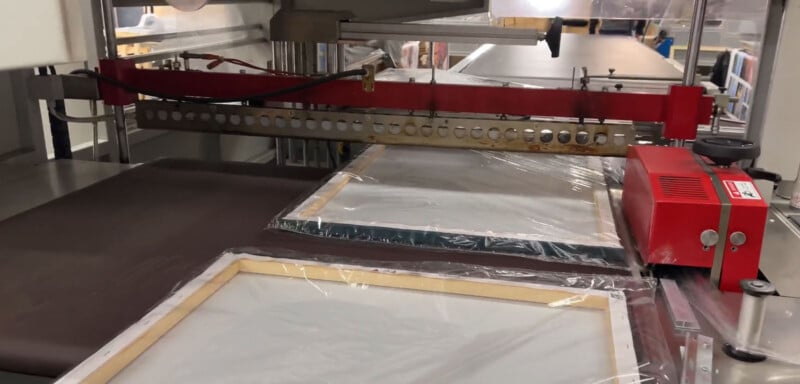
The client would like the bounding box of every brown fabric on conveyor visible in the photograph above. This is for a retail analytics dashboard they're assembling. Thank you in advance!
[0,159,625,378]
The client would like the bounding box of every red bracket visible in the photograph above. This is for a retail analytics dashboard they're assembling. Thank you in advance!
[98,59,137,106]
[663,85,709,140]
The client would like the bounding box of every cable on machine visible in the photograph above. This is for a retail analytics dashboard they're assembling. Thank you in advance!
[179,52,297,76]
[70,68,368,104]
[45,101,133,123]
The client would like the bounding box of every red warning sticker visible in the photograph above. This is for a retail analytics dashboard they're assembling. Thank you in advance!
[723,180,762,200]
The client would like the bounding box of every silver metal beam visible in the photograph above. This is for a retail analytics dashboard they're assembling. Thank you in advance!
[135,101,635,156]
[340,22,541,46]
[116,24,263,45]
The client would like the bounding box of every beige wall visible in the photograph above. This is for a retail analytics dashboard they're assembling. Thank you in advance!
[0,1,87,71]
[757,0,800,179]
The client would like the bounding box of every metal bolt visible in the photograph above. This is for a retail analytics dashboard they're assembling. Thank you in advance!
[700,229,719,247]
[730,231,747,246]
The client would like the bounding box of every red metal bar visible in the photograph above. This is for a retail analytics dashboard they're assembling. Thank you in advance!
[99,60,713,136]
[99,59,138,106]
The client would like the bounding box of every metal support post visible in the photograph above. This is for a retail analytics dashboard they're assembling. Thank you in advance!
[745,0,786,150]
[337,44,346,71]
[326,43,337,74]
[429,41,436,84]
[326,42,338,167]
[672,0,707,148]
[683,0,708,86]
[101,0,130,163]
[90,100,99,161]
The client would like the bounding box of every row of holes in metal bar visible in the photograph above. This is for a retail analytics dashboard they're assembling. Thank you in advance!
[142,109,627,146]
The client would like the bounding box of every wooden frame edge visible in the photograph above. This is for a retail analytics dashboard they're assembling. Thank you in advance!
[58,253,640,384]
[296,145,385,219]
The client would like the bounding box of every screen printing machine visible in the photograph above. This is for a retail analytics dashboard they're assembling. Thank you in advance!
[2,0,800,383]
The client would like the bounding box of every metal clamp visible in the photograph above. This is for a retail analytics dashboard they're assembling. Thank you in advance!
[362,65,376,93]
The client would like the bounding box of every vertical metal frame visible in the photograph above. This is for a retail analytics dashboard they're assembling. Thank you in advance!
[2,69,48,164]
[746,0,786,152]
[101,0,131,163]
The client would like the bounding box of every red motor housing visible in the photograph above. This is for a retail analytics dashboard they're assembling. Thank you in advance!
[623,146,768,292]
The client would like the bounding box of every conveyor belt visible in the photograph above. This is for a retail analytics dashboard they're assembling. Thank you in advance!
[0,159,627,378]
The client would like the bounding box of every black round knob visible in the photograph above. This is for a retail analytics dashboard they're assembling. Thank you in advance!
[692,137,761,166]
[615,84,624,91]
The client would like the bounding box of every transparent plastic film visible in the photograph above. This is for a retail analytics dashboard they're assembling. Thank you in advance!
[274,145,626,269]
[57,249,672,384]
[678,271,800,366]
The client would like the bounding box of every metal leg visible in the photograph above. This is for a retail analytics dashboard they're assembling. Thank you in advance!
[112,108,130,163]
[101,0,130,163]
[302,139,308,167]
[273,42,286,165]
[90,100,99,161]
[274,138,283,165]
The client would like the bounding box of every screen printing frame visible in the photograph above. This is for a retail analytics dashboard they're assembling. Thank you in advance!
[278,145,626,268]
[57,252,639,383]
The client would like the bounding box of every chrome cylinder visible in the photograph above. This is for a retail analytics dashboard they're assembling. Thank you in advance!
[683,0,708,86]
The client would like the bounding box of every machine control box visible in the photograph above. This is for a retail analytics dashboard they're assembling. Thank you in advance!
[623,146,768,291]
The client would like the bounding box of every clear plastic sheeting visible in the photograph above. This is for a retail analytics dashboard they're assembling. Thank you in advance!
[57,250,672,384]
[490,0,769,21]
[275,145,626,268]
[678,271,800,365]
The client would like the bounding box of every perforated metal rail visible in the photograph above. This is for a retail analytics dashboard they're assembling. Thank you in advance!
[136,100,636,156]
